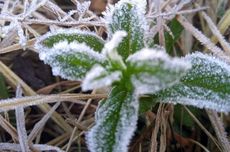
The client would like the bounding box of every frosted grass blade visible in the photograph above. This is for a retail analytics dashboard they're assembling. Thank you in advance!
[86,86,139,152]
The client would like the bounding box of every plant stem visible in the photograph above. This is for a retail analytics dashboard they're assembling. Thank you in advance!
[206,110,230,152]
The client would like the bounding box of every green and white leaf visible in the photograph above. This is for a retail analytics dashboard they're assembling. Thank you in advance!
[36,29,104,52]
[127,48,191,95]
[86,86,139,152]
[82,65,122,91]
[104,0,147,59]
[154,52,230,112]
[35,41,107,81]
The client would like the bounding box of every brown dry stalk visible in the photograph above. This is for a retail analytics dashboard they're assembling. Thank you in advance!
[0,94,106,112]
[206,110,230,152]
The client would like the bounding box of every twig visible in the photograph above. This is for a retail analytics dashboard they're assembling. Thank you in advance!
[206,110,230,152]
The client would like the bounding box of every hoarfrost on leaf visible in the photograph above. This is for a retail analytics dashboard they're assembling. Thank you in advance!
[104,0,147,59]
[154,52,230,112]
[102,31,127,70]
[86,86,139,152]
[35,28,104,52]
[36,40,107,81]
[102,30,127,56]
[127,48,191,95]
[82,65,122,91]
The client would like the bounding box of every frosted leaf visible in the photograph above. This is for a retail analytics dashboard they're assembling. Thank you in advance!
[102,31,127,55]
[82,65,122,91]
[36,40,107,81]
[127,48,191,95]
[154,52,230,112]
[35,28,104,52]
[103,0,147,59]
[102,31,127,70]
[86,86,139,152]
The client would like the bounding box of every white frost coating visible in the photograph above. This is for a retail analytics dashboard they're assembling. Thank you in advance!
[128,48,191,95]
[157,52,230,112]
[40,41,105,61]
[160,85,230,113]
[127,48,166,61]
[102,31,127,58]
[35,28,104,50]
[16,22,27,47]
[24,0,48,17]
[37,41,106,81]
[115,0,146,13]
[132,75,180,95]
[82,65,122,91]
[185,52,230,70]
[102,31,127,54]
[86,91,139,152]
[113,94,139,151]
[127,48,191,71]
[102,31,127,69]
[76,1,91,13]
[104,0,146,16]
[103,0,148,39]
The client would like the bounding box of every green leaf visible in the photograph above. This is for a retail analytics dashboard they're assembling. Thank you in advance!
[165,18,184,55]
[127,48,191,95]
[0,73,8,99]
[35,40,107,81]
[105,1,146,59]
[86,86,139,152]
[154,52,230,112]
[37,29,104,52]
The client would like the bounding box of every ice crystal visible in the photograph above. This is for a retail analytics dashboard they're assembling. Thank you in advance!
[76,1,91,13]
[24,0,48,17]
[82,65,122,91]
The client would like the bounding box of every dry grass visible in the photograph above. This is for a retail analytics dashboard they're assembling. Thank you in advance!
[0,0,229,151]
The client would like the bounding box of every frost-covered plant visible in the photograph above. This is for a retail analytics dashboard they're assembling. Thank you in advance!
[35,0,230,151]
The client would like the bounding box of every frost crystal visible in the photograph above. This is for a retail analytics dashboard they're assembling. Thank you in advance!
[82,65,122,91]
[76,1,91,13]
